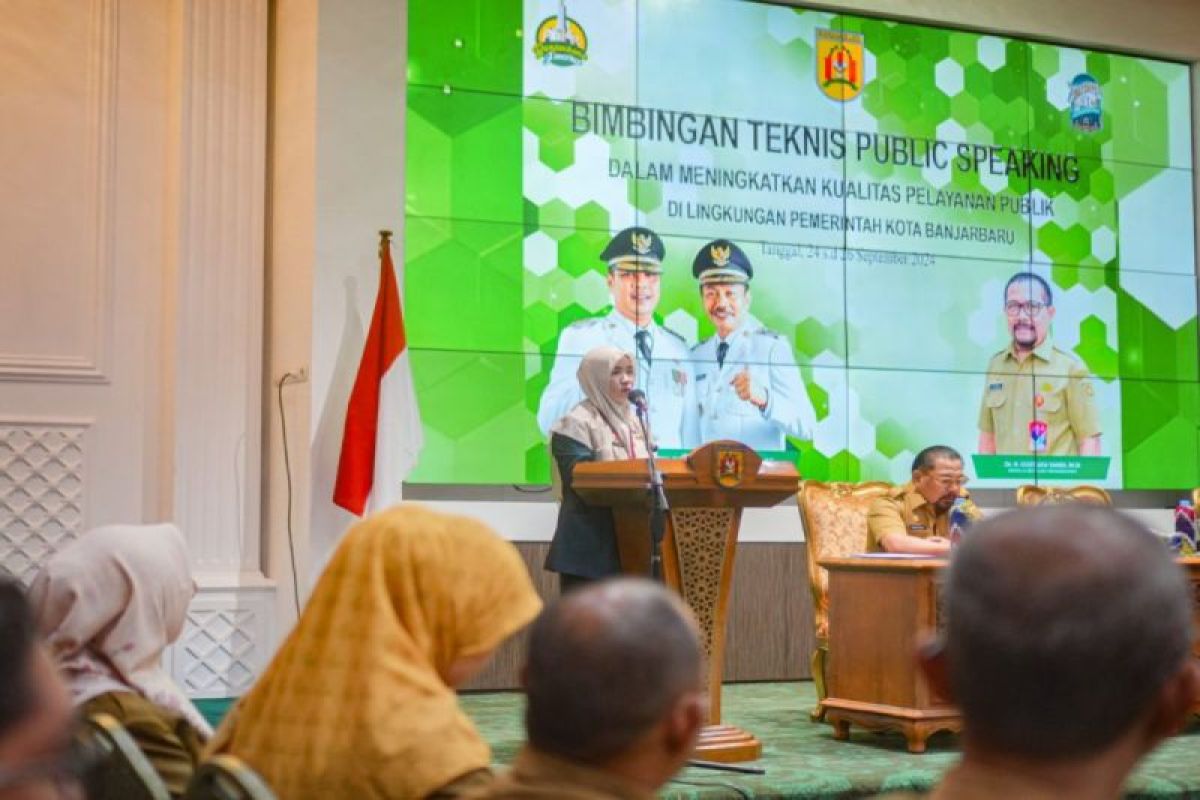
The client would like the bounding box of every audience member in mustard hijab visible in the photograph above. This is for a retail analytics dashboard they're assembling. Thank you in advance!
[29,523,210,797]
[209,505,542,799]
[546,346,648,593]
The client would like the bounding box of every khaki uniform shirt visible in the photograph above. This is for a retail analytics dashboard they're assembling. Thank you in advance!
[81,691,205,798]
[977,340,1100,456]
[928,763,1068,800]
[466,746,654,800]
[866,484,980,552]
[871,762,1086,799]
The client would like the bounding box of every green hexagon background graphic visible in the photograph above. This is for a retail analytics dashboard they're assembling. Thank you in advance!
[404,0,1199,488]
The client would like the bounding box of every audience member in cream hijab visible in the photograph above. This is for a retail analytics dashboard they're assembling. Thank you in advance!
[29,523,208,796]
[546,346,648,593]
[209,504,542,800]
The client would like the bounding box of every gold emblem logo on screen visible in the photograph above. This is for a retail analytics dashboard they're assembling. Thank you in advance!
[816,29,865,102]
[533,1,588,67]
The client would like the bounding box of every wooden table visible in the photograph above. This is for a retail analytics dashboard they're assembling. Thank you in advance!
[820,556,1200,753]
[818,557,957,753]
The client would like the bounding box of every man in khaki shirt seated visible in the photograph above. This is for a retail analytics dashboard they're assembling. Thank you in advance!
[473,578,706,799]
[867,445,981,556]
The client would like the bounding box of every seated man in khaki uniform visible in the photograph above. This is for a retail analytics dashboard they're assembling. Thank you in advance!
[977,272,1101,456]
[867,445,981,556]
[475,578,706,799]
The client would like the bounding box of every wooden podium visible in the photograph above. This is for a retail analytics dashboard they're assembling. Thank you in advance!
[572,441,798,762]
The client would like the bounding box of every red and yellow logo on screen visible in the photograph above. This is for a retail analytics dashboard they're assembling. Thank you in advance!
[816,29,865,102]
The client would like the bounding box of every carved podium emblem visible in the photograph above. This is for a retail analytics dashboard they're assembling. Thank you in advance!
[715,448,745,488]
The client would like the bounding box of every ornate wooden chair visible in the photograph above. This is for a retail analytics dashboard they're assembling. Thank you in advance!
[1015,484,1113,506]
[184,755,276,800]
[797,479,894,721]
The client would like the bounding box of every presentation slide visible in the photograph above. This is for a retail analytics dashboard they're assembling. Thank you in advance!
[404,0,1199,489]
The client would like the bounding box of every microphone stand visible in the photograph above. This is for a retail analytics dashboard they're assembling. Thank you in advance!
[633,401,669,582]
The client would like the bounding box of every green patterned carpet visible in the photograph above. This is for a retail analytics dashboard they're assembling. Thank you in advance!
[195,683,1200,798]
[461,681,1200,799]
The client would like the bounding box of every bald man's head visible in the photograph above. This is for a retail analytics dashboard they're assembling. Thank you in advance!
[524,578,703,764]
[942,506,1193,759]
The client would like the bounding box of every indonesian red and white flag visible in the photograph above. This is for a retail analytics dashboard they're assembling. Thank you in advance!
[332,234,423,516]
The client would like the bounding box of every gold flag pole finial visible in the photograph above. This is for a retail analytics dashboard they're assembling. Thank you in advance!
[379,229,393,257]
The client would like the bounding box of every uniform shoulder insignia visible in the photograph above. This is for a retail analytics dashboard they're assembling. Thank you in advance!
[986,348,1009,368]
[567,316,605,330]
[660,325,687,344]
[1055,346,1086,368]
[1051,347,1091,379]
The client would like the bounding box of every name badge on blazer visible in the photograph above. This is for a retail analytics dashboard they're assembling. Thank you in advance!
[909,524,928,532]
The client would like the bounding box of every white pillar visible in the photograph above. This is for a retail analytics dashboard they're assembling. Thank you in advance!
[167,0,274,699]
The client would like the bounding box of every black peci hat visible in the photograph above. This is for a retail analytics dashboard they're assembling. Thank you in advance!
[692,239,752,284]
[599,227,665,273]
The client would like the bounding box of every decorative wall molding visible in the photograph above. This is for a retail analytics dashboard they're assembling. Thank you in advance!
[171,587,275,698]
[173,0,269,576]
[0,419,89,582]
[0,0,117,384]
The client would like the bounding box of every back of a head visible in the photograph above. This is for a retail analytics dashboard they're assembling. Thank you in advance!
[945,506,1192,759]
[0,579,36,739]
[524,578,702,764]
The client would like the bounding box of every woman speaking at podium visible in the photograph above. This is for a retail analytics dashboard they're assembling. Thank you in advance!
[546,345,648,594]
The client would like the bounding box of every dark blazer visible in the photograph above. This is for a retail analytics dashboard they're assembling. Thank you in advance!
[544,433,623,579]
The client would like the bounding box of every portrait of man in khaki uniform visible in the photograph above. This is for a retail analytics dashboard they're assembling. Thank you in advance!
[977,272,1101,456]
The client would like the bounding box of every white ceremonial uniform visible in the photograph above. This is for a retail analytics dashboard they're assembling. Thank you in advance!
[537,310,697,449]
[691,313,814,451]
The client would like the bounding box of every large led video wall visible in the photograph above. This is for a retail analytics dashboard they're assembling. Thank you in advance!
[404,0,1199,488]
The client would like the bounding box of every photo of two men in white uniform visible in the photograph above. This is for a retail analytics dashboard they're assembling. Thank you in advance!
[536,226,816,453]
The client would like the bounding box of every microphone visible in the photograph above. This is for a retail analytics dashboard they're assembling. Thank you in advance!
[626,386,667,581]
[627,389,648,415]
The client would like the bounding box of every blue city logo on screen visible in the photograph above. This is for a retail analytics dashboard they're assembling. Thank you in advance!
[1029,420,1049,453]
[1068,73,1103,132]
[532,0,588,67]
[816,29,865,101]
